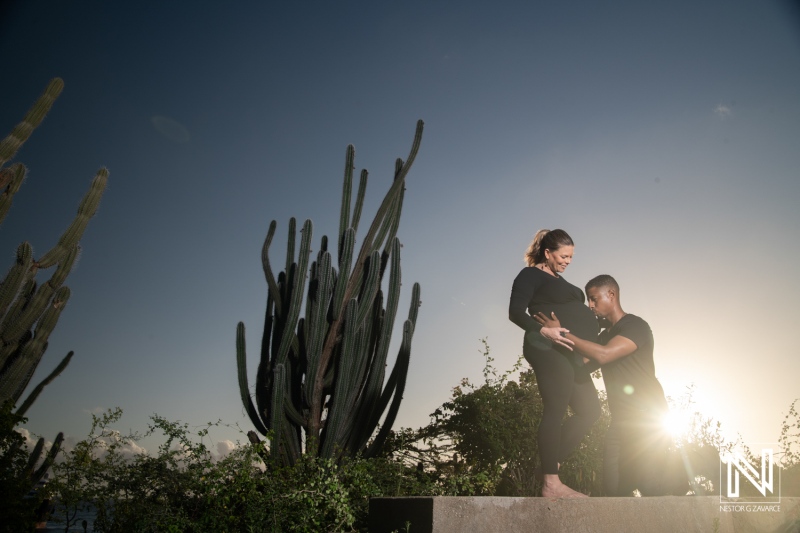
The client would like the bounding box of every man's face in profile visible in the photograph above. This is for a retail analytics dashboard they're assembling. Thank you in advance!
[587,286,614,320]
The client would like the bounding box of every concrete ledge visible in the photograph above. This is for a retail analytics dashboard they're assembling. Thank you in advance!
[368,496,800,533]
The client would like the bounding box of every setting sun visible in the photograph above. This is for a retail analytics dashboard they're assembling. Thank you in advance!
[663,409,693,439]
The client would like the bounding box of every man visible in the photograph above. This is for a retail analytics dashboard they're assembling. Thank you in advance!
[534,274,672,496]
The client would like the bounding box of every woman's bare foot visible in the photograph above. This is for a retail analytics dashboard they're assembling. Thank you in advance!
[541,474,588,499]
[535,463,560,486]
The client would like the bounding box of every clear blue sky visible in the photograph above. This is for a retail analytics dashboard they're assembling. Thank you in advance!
[1,0,799,454]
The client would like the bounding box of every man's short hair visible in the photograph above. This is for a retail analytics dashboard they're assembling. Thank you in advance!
[585,274,620,294]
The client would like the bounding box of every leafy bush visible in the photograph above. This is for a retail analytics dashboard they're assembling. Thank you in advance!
[37,350,800,531]
[396,340,785,498]
[401,339,610,496]
[0,401,42,533]
[44,409,455,532]
[779,399,800,497]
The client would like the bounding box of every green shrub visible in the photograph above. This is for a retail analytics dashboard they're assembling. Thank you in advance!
[45,409,451,532]
[0,401,40,533]
[408,339,610,496]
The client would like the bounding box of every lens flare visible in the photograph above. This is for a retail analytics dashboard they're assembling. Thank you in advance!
[663,409,692,439]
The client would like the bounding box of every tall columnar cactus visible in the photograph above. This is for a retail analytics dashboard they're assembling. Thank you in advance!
[237,121,423,465]
[0,78,108,487]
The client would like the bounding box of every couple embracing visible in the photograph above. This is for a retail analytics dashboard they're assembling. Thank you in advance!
[509,229,672,499]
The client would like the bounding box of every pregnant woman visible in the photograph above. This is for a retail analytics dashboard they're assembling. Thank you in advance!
[508,229,601,498]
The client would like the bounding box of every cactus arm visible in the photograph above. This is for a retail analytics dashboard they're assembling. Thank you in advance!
[15,350,73,417]
[25,438,45,473]
[0,280,35,370]
[0,78,64,168]
[328,291,376,458]
[30,285,67,351]
[354,250,381,329]
[309,121,423,438]
[383,181,405,257]
[1,287,70,404]
[364,319,414,458]
[0,164,27,227]
[374,165,407,266]
[283,390,305,426]
[350,169,368,236]
[304,251,332,408]
[284,217,296,282]
[0,276,36,332]
[270,364,287,461]
[407,281,421,326]
[304,262,316,343]
[0,242,33,322]
[342,120,423,310]
[43,244,79,290]
[394,119,424,182]
[0,342,22,373]
[346,239,402,451]
[261,220,283,316]
[348,173,401,285]
[363,282,420,452]
[30,432,63,486]
[371,184,403,259]
[0,283,54,343]
[282,369,303,465]
[1,267,72,352]
[342,293,381,455]
[273,220,312,367]
[394,157,403,178]
[236,322,268,435]
[320,299,360,458]
[36,168,108,269]
[331,227,355,321]
[373,239,402,368]
[326,120,422,331]
[338,145,355,260]
[254,293,274,421]
[0,166,12,189]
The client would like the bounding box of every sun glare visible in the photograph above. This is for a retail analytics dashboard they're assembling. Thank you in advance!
[662,409,693,439]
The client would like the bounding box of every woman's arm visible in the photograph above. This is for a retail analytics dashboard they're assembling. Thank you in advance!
[508,269,540,331]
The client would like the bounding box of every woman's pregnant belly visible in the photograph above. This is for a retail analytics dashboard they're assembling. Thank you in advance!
[530,301,599,342]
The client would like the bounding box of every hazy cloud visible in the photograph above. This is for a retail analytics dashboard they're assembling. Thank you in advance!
[19,426,243,466]
[56,431,148,461]
[17,427,43,450]
[714,104,732,118]
[215,440,237,459]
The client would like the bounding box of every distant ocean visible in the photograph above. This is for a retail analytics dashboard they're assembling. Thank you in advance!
[41,504,96,532]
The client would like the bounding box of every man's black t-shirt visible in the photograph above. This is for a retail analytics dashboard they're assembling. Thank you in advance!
[599,314,668,416]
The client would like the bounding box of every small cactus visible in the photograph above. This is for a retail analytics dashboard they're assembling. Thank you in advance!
[237,121,423,464]
[0,78,108,489]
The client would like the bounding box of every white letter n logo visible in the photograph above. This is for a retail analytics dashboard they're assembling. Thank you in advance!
[727,448,774,497]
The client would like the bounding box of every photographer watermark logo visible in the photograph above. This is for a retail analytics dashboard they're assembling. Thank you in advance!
[719,443,781,505]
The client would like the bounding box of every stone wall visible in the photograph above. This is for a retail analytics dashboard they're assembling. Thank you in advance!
[368,496,800,532]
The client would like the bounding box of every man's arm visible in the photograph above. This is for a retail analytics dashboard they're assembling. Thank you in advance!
[568,334,637,365]
[534,312,637,365]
